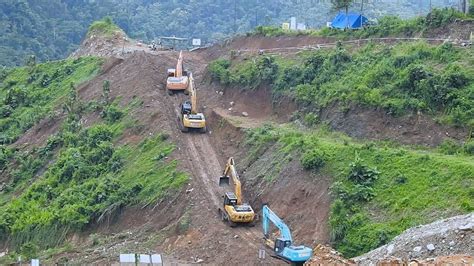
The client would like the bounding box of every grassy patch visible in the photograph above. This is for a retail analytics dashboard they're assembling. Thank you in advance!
[243,124,474,257]
[0,56,102,144]
[209,41,474,128]
[117,133,188,206]
[87,17,122,37]
[0,121,187,258]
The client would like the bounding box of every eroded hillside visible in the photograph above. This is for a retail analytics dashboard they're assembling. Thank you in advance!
[1,14,473,264]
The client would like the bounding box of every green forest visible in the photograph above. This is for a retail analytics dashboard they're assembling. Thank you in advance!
[0,0,467,66]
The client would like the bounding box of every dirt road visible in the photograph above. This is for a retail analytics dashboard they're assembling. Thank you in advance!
[27,29,337,262]
[119,50,278,264]
[32,50,275,264]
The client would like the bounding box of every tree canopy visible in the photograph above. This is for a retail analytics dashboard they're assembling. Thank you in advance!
[0,0,465,66]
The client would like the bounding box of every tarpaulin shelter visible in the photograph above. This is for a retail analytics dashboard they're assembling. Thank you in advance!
[331,12,368,29]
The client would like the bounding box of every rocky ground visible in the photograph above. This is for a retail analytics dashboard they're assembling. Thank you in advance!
[355,213,474,265]
[306,245,356,265]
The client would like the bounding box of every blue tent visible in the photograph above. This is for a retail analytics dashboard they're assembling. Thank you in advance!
[331,12,368,29]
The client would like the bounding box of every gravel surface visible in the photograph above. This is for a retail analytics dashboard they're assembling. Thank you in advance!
[355,213,474,265]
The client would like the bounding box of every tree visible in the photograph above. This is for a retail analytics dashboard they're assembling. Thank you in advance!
[331,0,354,14]
[64,82,78,115]
[25,55,36,68]
[102,80,110,105]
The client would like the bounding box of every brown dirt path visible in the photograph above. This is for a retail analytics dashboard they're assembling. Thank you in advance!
[150,51,280,264]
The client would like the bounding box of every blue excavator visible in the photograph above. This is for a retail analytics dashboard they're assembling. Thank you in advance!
[262,204,312,264]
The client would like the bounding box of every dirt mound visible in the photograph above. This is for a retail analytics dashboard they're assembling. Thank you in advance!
[70,29,130,58]
[413,255,474,264]
[70,28,155,59]
[306,244,355,265]
[354,213,474,265]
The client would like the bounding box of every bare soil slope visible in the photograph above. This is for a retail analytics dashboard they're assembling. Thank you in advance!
[5,31,473,264]
[17,50,295,264]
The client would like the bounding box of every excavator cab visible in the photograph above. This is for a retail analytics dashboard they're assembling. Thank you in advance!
[223,192,238,206]
[167,69,176,77]
[181,101,192,115]
[274,238,292,253]
[219,175,230,186]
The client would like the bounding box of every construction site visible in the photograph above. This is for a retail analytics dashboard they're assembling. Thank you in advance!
[0,5,473,265]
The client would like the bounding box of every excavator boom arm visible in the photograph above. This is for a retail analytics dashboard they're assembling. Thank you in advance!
[176,51,184,77]
[189,73,197,114]
[262,205,293,242]
[223,157,243,205]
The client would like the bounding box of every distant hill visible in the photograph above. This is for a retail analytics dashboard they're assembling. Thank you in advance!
[0,0,468,66]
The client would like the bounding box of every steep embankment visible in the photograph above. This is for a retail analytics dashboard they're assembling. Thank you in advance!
[206,39,473,147]
[1,46,290,264]
[1,21,199,263]
[205,26,474,258]
[0,51,194,264]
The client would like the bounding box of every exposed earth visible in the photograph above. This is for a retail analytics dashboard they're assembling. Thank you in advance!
[1,27,473,265]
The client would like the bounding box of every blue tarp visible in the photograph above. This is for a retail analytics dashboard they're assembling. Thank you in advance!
[331,12,368,29]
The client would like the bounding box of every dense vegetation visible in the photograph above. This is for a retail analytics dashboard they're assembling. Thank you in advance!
[0,59,187,261]
[87,16,123,37]
[209,40,474,128]
[244,123,474,257]
[0,0,464,66]
[0,57,102,144]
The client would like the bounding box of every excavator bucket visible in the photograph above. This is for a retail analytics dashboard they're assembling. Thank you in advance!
[219,175,230,186]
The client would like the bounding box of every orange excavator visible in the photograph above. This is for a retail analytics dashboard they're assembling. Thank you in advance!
[166,51,189,95]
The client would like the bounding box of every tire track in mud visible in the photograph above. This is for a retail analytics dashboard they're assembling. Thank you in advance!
[163,88,263,250]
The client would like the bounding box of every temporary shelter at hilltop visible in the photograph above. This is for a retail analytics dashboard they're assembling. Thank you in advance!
[331,12,368,29]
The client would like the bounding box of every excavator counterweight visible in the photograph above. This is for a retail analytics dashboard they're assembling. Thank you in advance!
[166,51,189,95]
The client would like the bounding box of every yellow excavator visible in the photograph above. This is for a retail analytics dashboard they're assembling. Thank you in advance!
[179,73,206,133]
[166,51,189,95]
[218,157,256,227]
